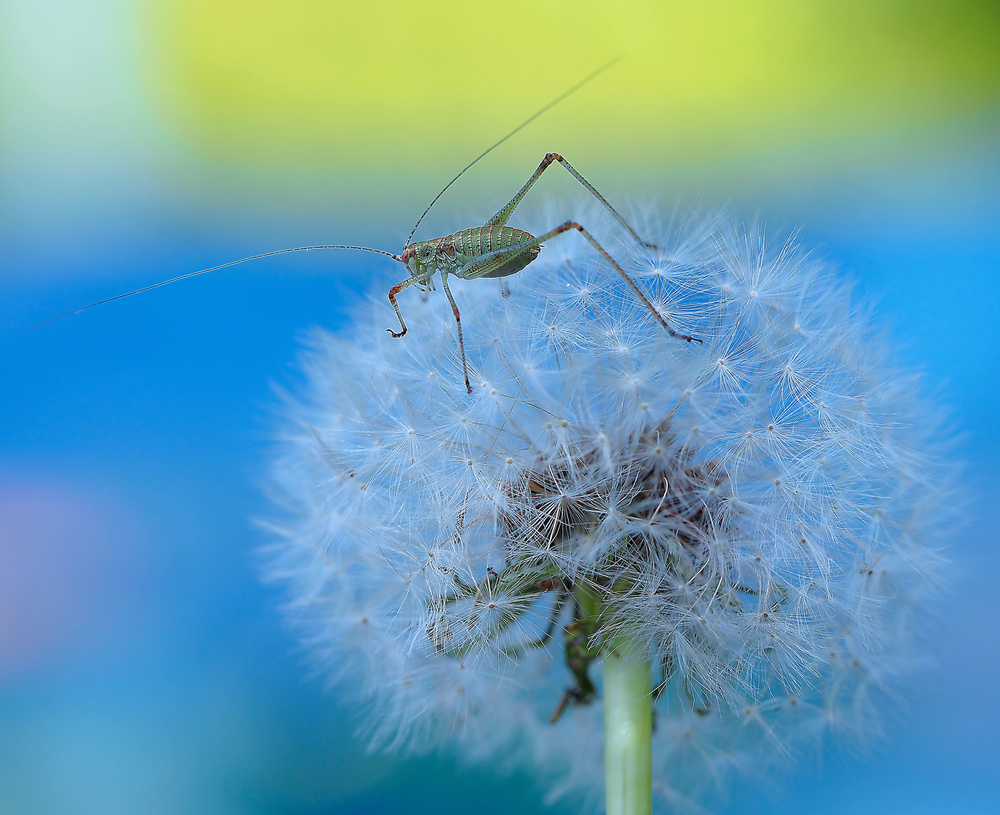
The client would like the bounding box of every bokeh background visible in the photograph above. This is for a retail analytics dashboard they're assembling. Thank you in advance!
[3,1,999,813]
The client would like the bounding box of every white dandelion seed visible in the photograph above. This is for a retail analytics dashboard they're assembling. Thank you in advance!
[265,203,957,813]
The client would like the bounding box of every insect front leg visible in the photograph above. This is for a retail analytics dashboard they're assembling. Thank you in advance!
[486,153,663,253]
[386,276,420,338]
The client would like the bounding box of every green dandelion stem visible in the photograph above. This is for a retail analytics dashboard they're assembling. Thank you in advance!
[603,637,653,815]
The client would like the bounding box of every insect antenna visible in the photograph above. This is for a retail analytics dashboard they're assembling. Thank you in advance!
[33,244,400,329]
[402,57,621,250]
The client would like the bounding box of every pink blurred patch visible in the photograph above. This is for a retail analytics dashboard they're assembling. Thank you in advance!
[0,479,144,676]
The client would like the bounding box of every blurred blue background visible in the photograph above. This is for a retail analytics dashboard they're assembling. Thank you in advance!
[2,1,998,813]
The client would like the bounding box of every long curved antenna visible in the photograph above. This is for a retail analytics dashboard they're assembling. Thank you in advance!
[402,57,621,250]
[33,244,400,329]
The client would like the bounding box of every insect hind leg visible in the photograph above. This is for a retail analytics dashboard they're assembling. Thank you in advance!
[486,153,665,254]
[542,221,699,343]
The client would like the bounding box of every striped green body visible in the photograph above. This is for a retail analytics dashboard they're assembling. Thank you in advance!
[404,225,540,282]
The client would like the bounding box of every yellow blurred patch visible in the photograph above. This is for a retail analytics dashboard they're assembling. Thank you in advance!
[146,0,1000,171]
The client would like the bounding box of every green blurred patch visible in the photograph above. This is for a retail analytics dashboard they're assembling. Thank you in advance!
[145,0,1000,171]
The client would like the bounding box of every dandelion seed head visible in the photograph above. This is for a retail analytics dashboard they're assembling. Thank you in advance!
[267,204,957,811]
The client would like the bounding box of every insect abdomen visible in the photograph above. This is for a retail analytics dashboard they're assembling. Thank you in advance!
[450,226,530,256]
[453,226,540,278]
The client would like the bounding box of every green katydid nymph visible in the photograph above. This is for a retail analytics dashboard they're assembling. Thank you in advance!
[36,61,699,393]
